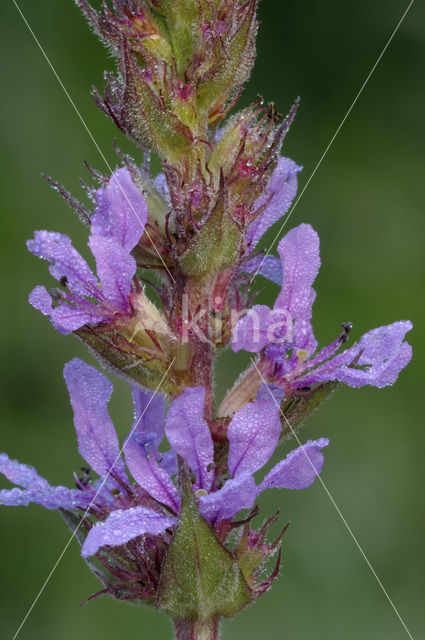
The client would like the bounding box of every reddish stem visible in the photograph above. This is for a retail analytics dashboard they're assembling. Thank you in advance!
[173,618,220,640]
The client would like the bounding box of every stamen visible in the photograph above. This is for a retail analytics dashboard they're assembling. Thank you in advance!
[296,348,308,361]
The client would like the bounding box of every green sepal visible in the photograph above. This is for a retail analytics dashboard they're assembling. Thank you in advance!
[196,2,257,120]
[152,0,200,75]
[179,174,242,277]
[157,472,252,620]
[76,326,181,397]
[123,52,194,162]
[280,382,339,442]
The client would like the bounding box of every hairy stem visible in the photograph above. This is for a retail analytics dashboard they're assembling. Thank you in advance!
[173,618,220,640]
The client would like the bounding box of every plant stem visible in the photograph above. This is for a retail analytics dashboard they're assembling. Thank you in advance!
[173,618,220,640]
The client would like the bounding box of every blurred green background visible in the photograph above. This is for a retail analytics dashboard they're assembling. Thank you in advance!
[0,1,423,638]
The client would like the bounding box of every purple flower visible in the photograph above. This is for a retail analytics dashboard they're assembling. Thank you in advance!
[241,157,301,284]
[232,223,412,390]
[247,157,302,249]
[27,168,147,334]
[0,359,328,558]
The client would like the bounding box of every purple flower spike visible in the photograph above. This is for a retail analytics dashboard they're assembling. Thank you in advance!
[92,167,147,251]
[81,506,176,557]
[247,157,301,248]
[165,387,214,491]
[227,385,282,476]
[64,358,127,483]
[258,438,329,491]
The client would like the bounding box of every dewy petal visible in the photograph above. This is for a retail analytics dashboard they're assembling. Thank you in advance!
[28,286,105,335]
[92,168,147,251]
[242,255,283,286]
[131,387,165,451]
[299,321,413,389]
[0,454,50,490]
[165,387,214,491]
[124,438,180,513]
[159,450,178,477]
[88,235,136,310]
[81,506,176,557]
[231,305,276,353]
[64,359,127,483]
[49,304,107,334]
[227,385,282,476]
[275,224,320,354]
[247,157,301,248]
[0,485,93,510]
[29,285,54,316]
[199,474,257,524]
[27,231,98,296]
[258,438,329,492]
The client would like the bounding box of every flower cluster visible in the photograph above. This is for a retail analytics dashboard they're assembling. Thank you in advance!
[2,1,412,638]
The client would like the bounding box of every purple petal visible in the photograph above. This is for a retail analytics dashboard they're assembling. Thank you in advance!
[88,235,136,310]
[29,285,54,316]
[64,359,127,483]
[92,168,147,251]
[199,474,257,524]
[81,506,176,557]
[275,223,320,354]
[231,305,273,353]
[27,231,98,296]
[300,321,413,389]
[0,485,93,510]
[153,172,170,203]
[165,387,214,491]
[49,304,107,334]
[0,454,50,490]
[247,157,301,247]
[227,385,282,476]
[231,305,292,353]
[124,438,180,513]
[159,450,178,477]
[242,255,283,286]
[131,387,165,451]
[258,438,329,492]
[28,286,105,334]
